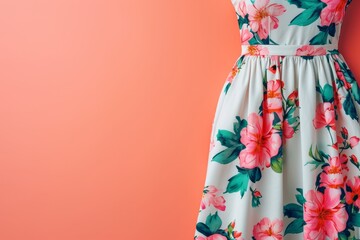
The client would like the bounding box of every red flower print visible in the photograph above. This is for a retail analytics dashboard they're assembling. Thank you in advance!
[313,102,336,130]
[252,217,283,239]
[239,112,282,169]
[304,188,348,239]
[247,0,286,40]
[320,0,348,26]
[346,176,360,208]
[201,185,226,211]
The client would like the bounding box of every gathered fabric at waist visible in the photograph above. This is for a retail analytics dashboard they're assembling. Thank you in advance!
[240,43,339,57]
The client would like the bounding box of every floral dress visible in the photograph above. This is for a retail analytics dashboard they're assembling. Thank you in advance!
[193,0,360,239]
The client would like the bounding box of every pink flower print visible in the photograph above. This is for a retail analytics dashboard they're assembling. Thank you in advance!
[349,136,360,148]
[312,102,336,130]
[226,64,239,84]
[282,119,295,145]
[319,156,348,191]
[240,26,254,45]
[237,0,247,18]
[320,0,348,26]
[341,127,349,139]
[247,0,286,40]
[201,185,226,211]
[346,176,360,208]
[340,153,350,171]
[287,90,299,107]
[304,188,348,240]
[243,45,269,56]
[263,79,284,117]
[252,217,283,240]
[239,112,282,169]
[334,61,351,90]
[296,45,327,56]
[196,234,227,240]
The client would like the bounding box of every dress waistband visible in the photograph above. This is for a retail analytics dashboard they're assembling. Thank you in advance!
[240,44,339,56]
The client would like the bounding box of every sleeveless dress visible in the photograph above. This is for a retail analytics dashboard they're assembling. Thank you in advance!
[193,0,360,239]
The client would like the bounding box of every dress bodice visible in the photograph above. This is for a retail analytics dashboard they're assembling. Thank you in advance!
[231,0,352,47]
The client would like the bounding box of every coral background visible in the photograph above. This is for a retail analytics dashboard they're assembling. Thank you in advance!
[0,1,358,239]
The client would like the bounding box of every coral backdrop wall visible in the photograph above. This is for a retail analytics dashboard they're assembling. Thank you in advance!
[0,1,358,240]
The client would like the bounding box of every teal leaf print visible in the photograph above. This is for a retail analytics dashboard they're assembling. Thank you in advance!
[289,4,325,26]
[284,203,303,219]
[351,83,360,104]
[212,116,247,164]
[350,213,360,227]
[322,83,334,102]
[343,93,358,121]
[247,167,262,183]
[283,188,306,236]
[287,0,323,9]
[309,24,336,45]
[234,116,247,136]
[195,222,213,237]
[284,218,306,235]
[206,212,222,233]
[295,188,306,205]
[216,130,239,148]
[224,82,231,94]
[224,169,250,198]
[212,145,244,164]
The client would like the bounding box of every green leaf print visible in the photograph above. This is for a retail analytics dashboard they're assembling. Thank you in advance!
[295,188,306,205]
[351,83,360,104]
[284,203,303,218]
[248,167,262,183]
[216,130,239,148]
[309,24,336,45]
[212,145,244,165]
[237,13,249,30]
[196,222,213,237]
[343,93,359,121]
[283,188,306,236]
[212,116,247,164]
[234,116,247,136]
[305,144,326,170]
[287,0,323,9]
[224,82,231,94]
[289,4,325,26]
[284,218,306,235]
[206,212,222,233]
[271,152,283,173]
[224,170,250,198]
[322,83,334,102]
[350,213,360,227]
